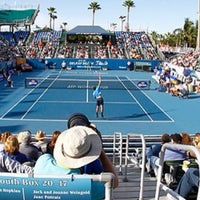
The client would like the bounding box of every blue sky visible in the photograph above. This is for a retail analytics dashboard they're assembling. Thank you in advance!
[1,0,198,34]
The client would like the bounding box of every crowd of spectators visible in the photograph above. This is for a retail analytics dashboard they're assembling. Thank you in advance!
[0,113,119,199]
[0,30,161,61]
[1,29,200,199]
[145,132,199,199]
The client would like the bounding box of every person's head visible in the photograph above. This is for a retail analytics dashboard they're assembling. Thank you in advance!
[67,113,101,139]
[17,130,32,144]
[4,135,19,155]
[49,130,61,147]
[93,86,96,91]
[53,126,102,169]
[180,132,192,145]
[170,133,182,144]
[0,131,12,144]
[35,130,45,141]
[193,133,200,149]
[161,133,171,144]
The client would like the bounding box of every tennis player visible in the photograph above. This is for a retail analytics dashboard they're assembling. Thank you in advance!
[93,73,104,118]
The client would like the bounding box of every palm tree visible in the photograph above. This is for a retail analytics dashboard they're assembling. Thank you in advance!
[47,7,57,29]
[197,0,200,49]
[183,18,195,47]
[119,16,126,31]
[150,31,160,45]
[122,0,135,31]
[63,22,68,30]
[173,28,184,47]
[52,15,57,30]
[88,1,101,26]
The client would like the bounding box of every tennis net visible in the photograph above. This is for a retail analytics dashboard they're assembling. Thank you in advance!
[25,77,154,90]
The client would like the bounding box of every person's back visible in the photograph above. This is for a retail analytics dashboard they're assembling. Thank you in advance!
[34,125,118,200]
[18,130,41,161]
[19,143,40,161]
[164,133,187,161]
[147,133,171,175]
[3,135,29,164]
[164,148,187,161]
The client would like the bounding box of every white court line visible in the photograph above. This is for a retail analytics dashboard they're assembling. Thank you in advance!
[1,69,65,120]
[0,80,49,119]
[38,100,137,104]
[86,80,89,103]
[21,75,62,119]
[1,71,173,123]
[0,118,174,123]
[126,76,174,122]
[116,76,154,121]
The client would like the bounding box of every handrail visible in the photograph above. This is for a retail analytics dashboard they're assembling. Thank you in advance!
[113,132,123,175]
[124,133,146,200]
[154,143,200,200]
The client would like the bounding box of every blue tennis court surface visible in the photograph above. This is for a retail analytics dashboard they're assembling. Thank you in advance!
[0,69,199,135]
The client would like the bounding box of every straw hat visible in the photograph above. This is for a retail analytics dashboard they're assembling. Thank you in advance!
[35,130,45,140]
[53,126,102,169]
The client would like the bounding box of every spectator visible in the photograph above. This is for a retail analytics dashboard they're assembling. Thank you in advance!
[163,134,187,161]
[61,60,66,69]
[175,167,199,198]
[17,130,41,162]
[149,133,187,176]
[192,132,200,149]
[146,133,171,176]
[180,132,192,145]
[0,131,12,151]
[45,59,48,69]
[67,113,104,174]
[33,130,47,153]
[34,126,118,200]
[2,135,29,164]
[188,132,200,158]
[0,151,33,173]
[46,130,61,155]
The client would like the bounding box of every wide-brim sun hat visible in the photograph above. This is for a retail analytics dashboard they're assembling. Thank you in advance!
[54,125,102,169]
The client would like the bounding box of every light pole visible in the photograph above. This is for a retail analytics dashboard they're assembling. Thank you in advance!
[63,22,67,30]
[110,23,117,32]
[119,16,126,31]
[197,0,200,49]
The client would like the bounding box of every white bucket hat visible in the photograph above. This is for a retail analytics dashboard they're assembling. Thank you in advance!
[53,126,102,169]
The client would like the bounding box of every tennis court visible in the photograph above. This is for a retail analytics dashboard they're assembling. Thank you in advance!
[0,69,199,135]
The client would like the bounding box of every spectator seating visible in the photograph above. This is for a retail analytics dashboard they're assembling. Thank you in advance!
[154,143,200,200]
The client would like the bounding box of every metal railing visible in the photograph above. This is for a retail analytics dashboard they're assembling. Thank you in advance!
[123,133,146,200]
[113,132,123,175]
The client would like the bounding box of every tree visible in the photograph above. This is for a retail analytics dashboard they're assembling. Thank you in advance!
[47,7,57,29]
[173,28,184,47]
[119,16,126,31]
[62,22,68,30]
[183,18,196,47]
[122,0,135,32]
[52,15,57,30]
[88,1,101,26]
